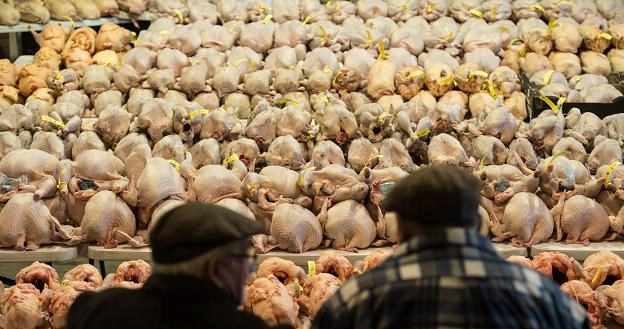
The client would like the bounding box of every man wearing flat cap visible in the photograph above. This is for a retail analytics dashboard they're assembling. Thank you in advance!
[67,203,285,329]
[311,165,590,329]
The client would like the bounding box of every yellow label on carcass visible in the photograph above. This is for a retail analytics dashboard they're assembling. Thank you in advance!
[131,32,137,46]
[325,1,335,8]
[407,70,424,79]
[557,0,572,7]
[308,261,316,276]
[42,115,65,128]
[160,30,170,36]
[543,70,555,84]
[323,66,333,74]
[469,71,489,79]
[498,26,510,33]
[262,14,273,24]
[279,98,299,107]
[314,95,330,107]
[257,2,265,14]
[531,4,545,12]
[57,167,67,191]
[444,26,454,41]
[167,159,180,171]
[62,16,77,28]
[301,16,311,25]
[365,29,373,46]
[62,279,69,286]
[222,155,239,166]
[54,70,64,83]
[591,267,604,287]
[332,70,343,86]
[604,162,622,187]
[489,4,496,17]
[44,283,49,289]
[427,3,434,13]
[173,9,184,23]
[319,25,328,43]
[469,9,484,19]
[437,76,455,87]
[600,33,613,41]
[377,41,388,60]
[363,154,383,169]
[546,151,570,167]
[415,127,430,138]
[402,3,409,11]
[189,109,210,120]
[298,166,316,186]
[488,81,498,98]
[378,112,393,124]
[247,182,259,194]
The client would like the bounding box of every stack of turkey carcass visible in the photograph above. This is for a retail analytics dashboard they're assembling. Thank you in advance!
[1,0,624,254]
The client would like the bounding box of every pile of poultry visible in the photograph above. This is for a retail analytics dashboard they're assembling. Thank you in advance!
[1,0,624,254]
[0,0,148,26]
[0,260,150,329]
[509,251,624,329]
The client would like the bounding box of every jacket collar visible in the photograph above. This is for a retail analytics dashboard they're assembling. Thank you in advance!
[143,273,237,307]
[394,227,498,257]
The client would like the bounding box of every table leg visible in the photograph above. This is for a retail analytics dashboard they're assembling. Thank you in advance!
[88,259,94,266]
[99,260,106,276]
[8,32,20,61]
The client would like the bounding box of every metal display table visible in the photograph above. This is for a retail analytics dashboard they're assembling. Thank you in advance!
[530,241,624,261]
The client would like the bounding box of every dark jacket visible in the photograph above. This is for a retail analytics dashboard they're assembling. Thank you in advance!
[67,273,274,329]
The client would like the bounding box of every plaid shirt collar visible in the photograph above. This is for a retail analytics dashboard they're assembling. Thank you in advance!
[394,227,498,258]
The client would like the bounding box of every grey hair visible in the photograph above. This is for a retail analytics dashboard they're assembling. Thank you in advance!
[153,240,246,279]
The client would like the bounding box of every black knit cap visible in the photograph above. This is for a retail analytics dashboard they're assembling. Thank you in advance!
[150,203,264,264]
[382,165,480,227]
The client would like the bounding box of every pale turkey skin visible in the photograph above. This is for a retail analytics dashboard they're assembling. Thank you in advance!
[245,275,300,328]
[186,165,243,204]
[63,264,103,289]
[15,262,60,291]
[551,194,610,245]
[135,157,187,226]
[270,203,323,253]
[80,190,137,248]
[492,192,554,247]
[257,257,306,286]
[0,193,70,250]
[320,200,377,252]
[315,250,354,281]
[584,251,624,289]
[0,284,48,329]
[299,273,342,318]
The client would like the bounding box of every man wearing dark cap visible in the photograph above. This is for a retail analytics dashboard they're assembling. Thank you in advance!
[67,203,283,329]
[311,165,590,329]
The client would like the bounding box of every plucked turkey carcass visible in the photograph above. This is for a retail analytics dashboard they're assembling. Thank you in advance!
[299,164,369,212]
[69,150,129,201]
[318,200,377,252]
[257,257,306,286]
[489,192,554,247]
[428,133,474,167]
[79,190,136,248]
[184,165,243,204]
[0,149,59,201]
[15,262,60,291]
[531,252,585,283]
[269,203,323,253]
[587,137,623,174]
[102,260,151,289]
[0,284,48,329]
[0,193,70,250]
[550,194,610,245]
[48,280,94,329]
[245,274,299,328]
[63,264,103,289]
[247,166,312,212]
[315,251,353,282]
[299,273,342,318]
[583,251,624,289]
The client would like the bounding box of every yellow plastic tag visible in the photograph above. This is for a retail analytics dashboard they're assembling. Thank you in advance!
[363,154,383,169]
[488,81,498,98]
[319,25,328,43]
[308,261,316,276]
[365,29,373,46]
[332,70,343,86]
[57,170,67,191]
[314,95,330,107]
[415,127,430,138]
[233,58,248,67]
[167,159,180,171]
[489,4,496,17]
[437,76,455,87]
[407,70,424,79]
[543,69,555,84]
[469,9,484,18]
[546,151,570,167]
[498,26,510,33]
[547,19,560,33]
[62,16,77,28]
[427,3,434,13]
[557,0,572,6]
[173,8,184,23]
[54,70,64,83]
[377,41,388,60]
[531,4,545,12]
[378,112,393,123]
[298,166,316,186]
[402,3,409,11]
[591,267,603,287]
[189,109,210,120]
[600,33,613,41]
[323,66,333,74]
[44,283,49,289]
[444,25,453,41]
[62,279,69,286]
[42,115,65,128]
[605,162,622,187]
[262,14,272,24]
[469,71,489,79]
[325,1,334,8]
[301,16,311,25]
[258,2,265,14]
[222,155,239,166]
[131,31,137,46]
[247,182,259,194]
[160,30,170,36]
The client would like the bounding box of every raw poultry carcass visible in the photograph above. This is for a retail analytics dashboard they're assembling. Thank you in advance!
[552,137,587,163]
[263,135,306,170]
[347,138,380,173]
[588,137,623,174]
[248,166,312,212]
[299,165,369,212]
[48,281,94,329]
[469,135,509,166]
[134,157,187,225]
[355,249,393,274]
[31,24,72,53]
[245,105,279,149]
[257,258,306,286]
[0,284,48,329]
[520,110,564,155]
[315,251,353,282]
[0,193,70,250]
[376,138,418,173]
[565,108,606,145]
[560,280,606,329]
[428,133,474,167]
[506,255,533,268]
[16,1,49,24]
[507,138,539,170]
[0,104,35,134]
[69,150,129,201]
[478,163,539,204]
[353,103,395,143]
[30,132,63,160]
[63,264,103,289]
[310,141,345,169]
[200,108,244,142]
[489,192,553,247]
[0,149,59,201]
[299,273,342,318]
[245,275,299,328]
[15,262,60,291]
[550,194,610,245]
[597,280,624,326]
[532,252,585,284]
[102,260,151,289]
[518,18,552,55]
[584,251,624,289]
[222,138,261,172]
[79,190,136,248]
[269,203,323,253]
[319,200,377,252]
[183,164,243,204]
